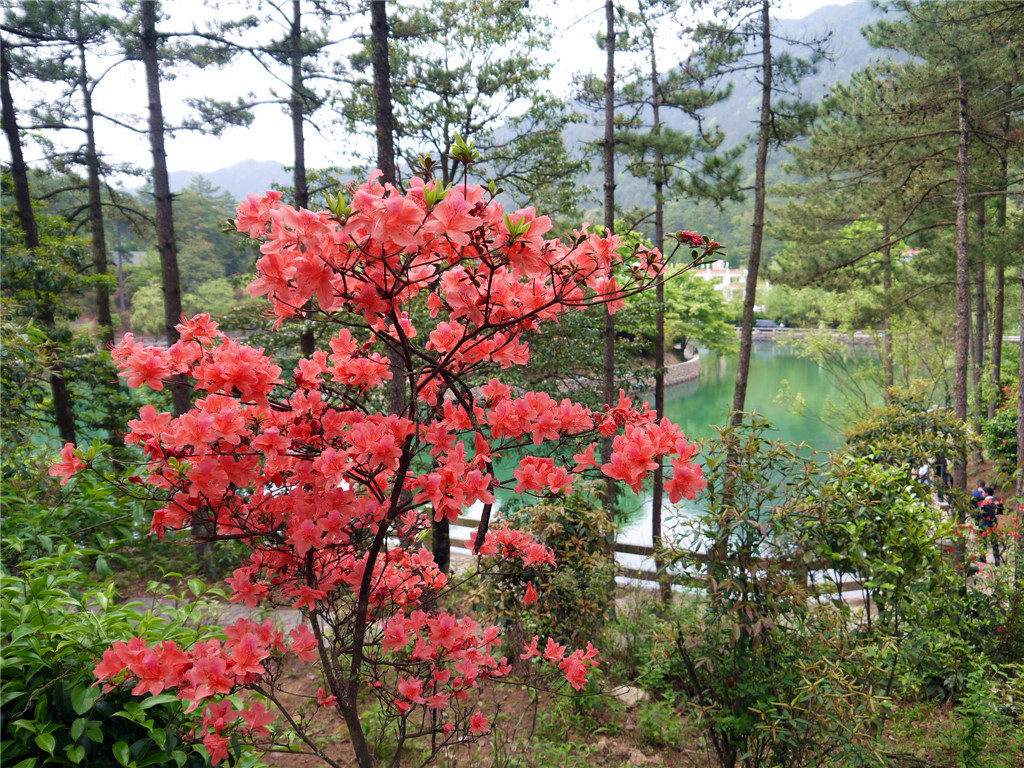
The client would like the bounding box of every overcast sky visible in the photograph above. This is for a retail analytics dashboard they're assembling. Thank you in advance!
[4,0,857,188]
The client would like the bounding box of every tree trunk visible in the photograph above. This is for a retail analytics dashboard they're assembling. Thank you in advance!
[77,18,125,446]
[141,0,213,572]
[1015,249,1023,499]
[371,0,404,423]
[140,0,189,416]
[369,0,426,576]
[601,0,617,520]
[370,0,397,186]
[882,219,894,391]
[989,263,1005,417]
[1004,249,1024,660]
[731,0,771,425]
[290,0,315,357]
[989,106,1010,419]
[648,28,670,605]
[951,69,971,507]
[1,41,76,444]
[77,21,113,345]
[971,200,985,447]
[2,47,39,250]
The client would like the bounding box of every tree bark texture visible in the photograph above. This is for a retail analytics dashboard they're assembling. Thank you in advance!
[370,0,397,186]
[951,70,971,500]
[289,0,315,357]
[731,0,772,425]
[601,0,617,517]
[972,200,985,441]
[648,30,670,604]
[77,23,113,345]
[989,106,1010,418]
[882,219,894,391]
[2,40,77,444]
[140,0,189,417]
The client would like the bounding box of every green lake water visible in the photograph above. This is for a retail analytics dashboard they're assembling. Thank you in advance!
[461,341,879,557]
[660,342,870,451]
[617,341,879,546]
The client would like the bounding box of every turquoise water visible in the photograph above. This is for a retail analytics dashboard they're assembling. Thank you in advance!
[617,341,879,546]
[659,342,872,450]
[465,342,879,546]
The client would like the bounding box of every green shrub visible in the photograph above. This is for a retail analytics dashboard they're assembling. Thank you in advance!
[845,385,974,481]
[471,481,617,649]
[666,418,887,768]
[805,455,946,637]
[982,398,1019,480]
[636,699,688,749]
[0,448,151,576]
[0,547,232,768]
[950,661,1024,768]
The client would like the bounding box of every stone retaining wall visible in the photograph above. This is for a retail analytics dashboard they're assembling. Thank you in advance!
[663,355,701,387]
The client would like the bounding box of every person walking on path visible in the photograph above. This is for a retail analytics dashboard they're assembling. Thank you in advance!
[978,487,1003,566]
[970,479,986,508]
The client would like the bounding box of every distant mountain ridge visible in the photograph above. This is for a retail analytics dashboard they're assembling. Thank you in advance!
[166,160,290,202]
[164,2,883,221]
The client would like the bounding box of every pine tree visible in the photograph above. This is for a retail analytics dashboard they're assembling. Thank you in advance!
[686,0,829,426]
[1,41,76,443]
[615,0,740,601]
[342,0,586,216]
[1,0,135,345]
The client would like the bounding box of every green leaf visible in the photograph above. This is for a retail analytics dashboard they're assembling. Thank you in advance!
[71,684,101,715]
[10,759,37,768]
[71,717,87,742]
[171,750,187,768]
[12,624,38,640]
[9,718,38,735]
[0,684,25,707]
[139,693,178,710]
[148,727,167,750]
[114,741,130,767]
[187,578,204,597]
[65,745,86,764]
[34,733,56,755]
[137,753,173,768]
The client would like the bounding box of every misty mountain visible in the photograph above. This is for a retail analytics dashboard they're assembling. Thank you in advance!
[169,2,886,262]
[569,1,891,264]
[167,160,290,202]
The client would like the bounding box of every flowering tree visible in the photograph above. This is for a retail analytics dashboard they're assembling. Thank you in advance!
[52,172,713,767]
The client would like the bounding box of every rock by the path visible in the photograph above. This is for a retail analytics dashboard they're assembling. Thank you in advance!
[608,685,648,707]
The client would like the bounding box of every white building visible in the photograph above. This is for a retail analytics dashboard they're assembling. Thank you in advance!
[691,259,747,301]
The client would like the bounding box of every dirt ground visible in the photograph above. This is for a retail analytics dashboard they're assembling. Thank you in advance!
[231,657,711,768]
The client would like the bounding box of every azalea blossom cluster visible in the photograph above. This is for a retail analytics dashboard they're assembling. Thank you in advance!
[54,173,709,766]
[93,619,289,763]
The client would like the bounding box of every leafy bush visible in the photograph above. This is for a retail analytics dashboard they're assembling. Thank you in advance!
[0,547,227,768]
[636,699,688,749]
[804,455,945,636]
[982,386,1019,480]
[845,385,974,481]
[666,418,887,768]
[890,558,1015,700]
[0,448,150,576]
[471,481,617,650]
[950,661,1024,768]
